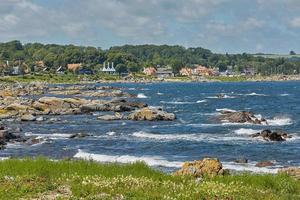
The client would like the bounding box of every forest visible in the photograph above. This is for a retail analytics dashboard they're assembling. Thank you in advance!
[1,40,300,75]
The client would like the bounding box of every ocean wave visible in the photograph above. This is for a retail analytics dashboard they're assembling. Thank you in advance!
[74,150,182,168]
[131,131,252,142]
[157,92,163,95]
[279,93,290,97]
[137,93,148,98]
[234,128,260,135]
[268,116,293,126]
[106,131,116,136]
[222,162,280,174]
[24,132,72,140]
[196,100,207,103]
[206,94,235,99]
[216,108,237,113]
[160,101,195,105]
[244,92,268,96]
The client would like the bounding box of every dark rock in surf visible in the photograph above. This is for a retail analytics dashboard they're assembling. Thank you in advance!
[251,129,291,141]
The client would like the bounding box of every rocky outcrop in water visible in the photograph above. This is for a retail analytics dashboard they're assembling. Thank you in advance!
[128,107,176,121]
[97,113,123,121]
[217,110,267,124]
[251,130,291,141]
[175,158,228,178]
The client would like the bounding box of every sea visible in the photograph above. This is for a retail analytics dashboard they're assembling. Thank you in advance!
[1,81,300,173]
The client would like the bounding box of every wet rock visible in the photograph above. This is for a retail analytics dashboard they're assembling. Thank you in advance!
[255,161,274,167]
[128,107,176,121]
[251,130,290,141]
[278,167,300,180]
[234,158,248,164]
[21,114,36,121]
[175,158,228,178]
[69,133,91,139]
[217,110,267,124]
[97,113,123,121]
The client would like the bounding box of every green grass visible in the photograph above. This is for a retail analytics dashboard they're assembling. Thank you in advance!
[0,158,299,199]
[0,73,121,84]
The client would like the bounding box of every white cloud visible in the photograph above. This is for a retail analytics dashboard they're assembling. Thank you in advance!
[290,17,300,28]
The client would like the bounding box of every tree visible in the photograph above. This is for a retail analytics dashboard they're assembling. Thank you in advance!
[290,51,296,55]
[170,59,183,74]
[116,63,128,74]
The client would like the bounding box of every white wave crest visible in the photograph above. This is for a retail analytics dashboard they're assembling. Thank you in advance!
[216,108,237,113]
[137,93,148,98]
[268,116,293,126]
[24,132,72,140]
[74,150,182,168]
[245,92,267,96]
[223,162,280,174]
[234,128,260,135]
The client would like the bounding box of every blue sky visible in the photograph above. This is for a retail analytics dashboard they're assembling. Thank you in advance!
[1,0,300,54]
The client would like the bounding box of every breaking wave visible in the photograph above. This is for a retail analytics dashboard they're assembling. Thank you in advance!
[137,93,148,98]
[74,150,182,168]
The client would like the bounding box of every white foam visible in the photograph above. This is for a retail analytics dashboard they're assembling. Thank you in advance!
[279,93,290,97]
[157,92,163,95]
[268,116,293,126]
[137,93,148,98]
[245,92,267,96]
[106,131,116,136]
[223,162,280,174]
[216,108,237,113]
[234,128,260,135]
[196,100,207,103]
[160,101,194,105]
[132,131,252,142]
[74,150,182,168]
[24,132,72,140]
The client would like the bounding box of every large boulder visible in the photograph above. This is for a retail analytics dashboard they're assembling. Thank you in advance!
[128,107,176,121]
[251,130,291,141]
[255,161,274,167]
[175,158,227,178]
[278,167,300,180]
[217,110,267,124]
[20,114,36,121]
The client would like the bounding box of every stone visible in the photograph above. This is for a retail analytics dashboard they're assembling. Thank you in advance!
[255,161,274,167]
[217,111,267,124]
[97,113,123,121]
[251,130,290,141]
[69,133,91,139]
[21,114,36,121]
[175,158,227,178]
[278,167,300,180]
[128,107,176,121]
[234,158,248,164]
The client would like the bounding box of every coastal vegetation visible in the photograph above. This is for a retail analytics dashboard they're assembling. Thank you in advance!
[1,40,300,76]
[0,158,299,199]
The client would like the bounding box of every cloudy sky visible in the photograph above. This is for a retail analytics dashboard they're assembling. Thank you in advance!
[1,0,300,53]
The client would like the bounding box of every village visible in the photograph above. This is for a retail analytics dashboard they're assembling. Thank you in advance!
[0,59,257,80]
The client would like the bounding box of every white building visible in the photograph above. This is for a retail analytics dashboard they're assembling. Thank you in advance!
[102,62,116,74]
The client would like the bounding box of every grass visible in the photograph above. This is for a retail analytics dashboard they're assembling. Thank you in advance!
[0,158,299,199]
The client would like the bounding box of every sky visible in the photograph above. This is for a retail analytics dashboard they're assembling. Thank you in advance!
[1,0,300,54]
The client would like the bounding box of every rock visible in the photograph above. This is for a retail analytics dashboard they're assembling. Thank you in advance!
[251,129,290,141]
[24,137,44,145]
[97,113,123,121]
[217,110,267,124]
[0,130,20,141]
[69,133,91,139]
[128,107,176,121]
[255,161,274,167]
[278,167,300,180]
[234,158,248,164]
[175,158,227,178]
[21,114,36,121]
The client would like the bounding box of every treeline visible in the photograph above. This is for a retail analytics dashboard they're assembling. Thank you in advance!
[1,40,300,75]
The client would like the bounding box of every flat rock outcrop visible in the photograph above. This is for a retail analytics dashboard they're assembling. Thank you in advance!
[217,110,267,124]
[128,107,176,121]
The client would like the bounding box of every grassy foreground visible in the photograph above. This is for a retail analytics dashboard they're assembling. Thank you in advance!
[0,159,299,199]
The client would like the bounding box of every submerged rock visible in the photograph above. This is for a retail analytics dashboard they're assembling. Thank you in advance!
[128,107,176,121]
[175,158,227,178]
[251,130,291,141]
[97,113,123,121]
[255,161,274,167]
[217,110,267,124]
[69,133,91,139]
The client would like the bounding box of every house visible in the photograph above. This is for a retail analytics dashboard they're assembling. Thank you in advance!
[179,67,193,76]
[10,61,30,75]
[143,67,157,76]
[56,66,65,74]
[156,67,174,78]
[220,65,234,76]
[102,62,116,74]
[242,67,256,76]
[193,65,217,76]
[67,63,82,73]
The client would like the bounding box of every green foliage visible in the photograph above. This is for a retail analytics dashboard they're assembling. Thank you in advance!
[1,41,300,76]
[0,158,299,199]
